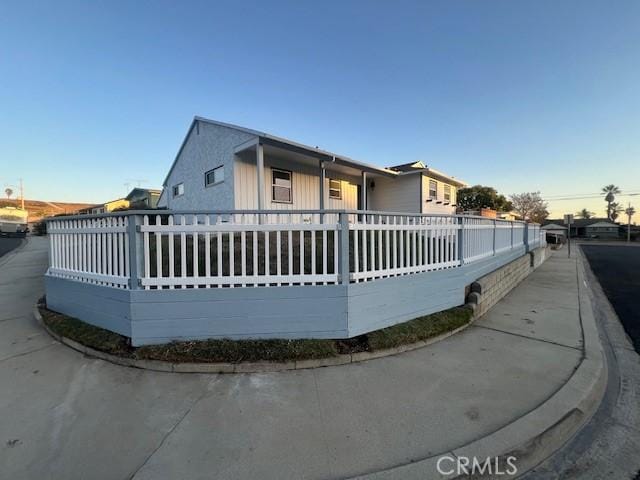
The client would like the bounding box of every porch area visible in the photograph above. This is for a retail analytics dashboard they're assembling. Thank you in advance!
[233,138,395,212]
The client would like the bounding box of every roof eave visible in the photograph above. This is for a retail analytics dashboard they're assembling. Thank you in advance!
[399,168,467,187]
[258,135,397,178]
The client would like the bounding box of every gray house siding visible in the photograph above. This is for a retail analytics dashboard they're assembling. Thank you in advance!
[157,188,168,208]
[162,121,257,210]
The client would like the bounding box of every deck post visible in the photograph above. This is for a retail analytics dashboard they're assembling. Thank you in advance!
[256,143,265,223]
[457,216,465,265]
[127,214,143,290]
[511,221,514,249]
[339,212,350,285]
[361,171,367,211]
[492,219,497,256]
[319,160,325,223]
[458,217,464,266]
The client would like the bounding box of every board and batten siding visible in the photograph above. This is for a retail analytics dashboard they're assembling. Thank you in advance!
[162,121,257,210]
[234,156,359,210]
[368,174,421,213]
[421,174,458,215]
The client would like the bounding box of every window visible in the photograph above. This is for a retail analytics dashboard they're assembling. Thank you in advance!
[329,179,342,199]
[429,179,438,199]
[173,183,184,197]
[444,184,451,202]
[272,169,292,203]
[205,166,224,186]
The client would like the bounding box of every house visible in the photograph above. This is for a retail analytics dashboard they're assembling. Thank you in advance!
[541,222,567,243]
[125,187,161,209]
[584,221,619,238]
[157,117,467,214]
[79,188,162,214]
[542,218,620,238]
[79,197,129,215]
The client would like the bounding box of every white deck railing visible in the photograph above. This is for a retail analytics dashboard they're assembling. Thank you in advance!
[347,214,460,282]
[46,210,546,290]
[47,217,131,288]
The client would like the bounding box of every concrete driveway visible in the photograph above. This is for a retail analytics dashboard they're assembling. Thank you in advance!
[1,238,584,480]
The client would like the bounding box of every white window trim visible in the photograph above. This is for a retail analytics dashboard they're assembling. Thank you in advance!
[429,179,438,199]
[205,166,224,187]
[444,184,451,202]
[271,168,293,204]
[328,179,342,200]
[172,183,184,198]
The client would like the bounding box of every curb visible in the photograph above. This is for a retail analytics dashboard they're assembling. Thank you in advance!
[351,251,607,479]
[34,306,475,374]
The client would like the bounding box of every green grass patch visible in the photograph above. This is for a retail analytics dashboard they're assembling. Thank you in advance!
[40,307,133,356]
[367,306,473,351]
[39,299,473,364]
[136,338,338,364]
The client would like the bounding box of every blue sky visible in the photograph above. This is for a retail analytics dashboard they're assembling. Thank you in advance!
[1,0,639,219]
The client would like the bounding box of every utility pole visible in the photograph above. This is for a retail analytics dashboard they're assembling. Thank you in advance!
[564,214,573,258]
[626,202,636,243]
[19,178,24,210]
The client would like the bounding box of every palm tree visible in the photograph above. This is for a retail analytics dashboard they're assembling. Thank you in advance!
[4,187,12,199]
[610,202,624,222]
[576,208,594,219]
[602,184,621,220]
[625,205,636,218]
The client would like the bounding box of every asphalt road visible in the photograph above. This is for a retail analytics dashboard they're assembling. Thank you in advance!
[0,236,24,258]
[582,244,640,353]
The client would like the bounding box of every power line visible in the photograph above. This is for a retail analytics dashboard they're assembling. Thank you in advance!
[543,191,640,201]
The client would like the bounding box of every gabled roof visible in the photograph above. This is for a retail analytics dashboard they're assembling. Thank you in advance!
[388,161,426,172]
[125,187,162,200]
[543,218,617,228]
[388,161,467,187]
[162,116,466,187]
[162,117,397,186]
[541,223,567,230]
[586,221,619,228]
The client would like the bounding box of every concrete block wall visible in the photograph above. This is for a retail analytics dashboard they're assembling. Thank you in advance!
[469,246,550,318]
[531,245,549,269]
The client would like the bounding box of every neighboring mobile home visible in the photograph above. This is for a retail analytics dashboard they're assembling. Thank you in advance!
[543,218,620,238]
[158,117,466,214]
[125,187,162,209]
[79,188,162,214]
[584,221,619,238]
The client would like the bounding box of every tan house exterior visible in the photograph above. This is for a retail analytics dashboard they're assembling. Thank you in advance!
[79,198,130,215]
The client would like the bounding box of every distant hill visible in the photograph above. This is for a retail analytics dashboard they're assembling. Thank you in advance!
[0,198,94,222]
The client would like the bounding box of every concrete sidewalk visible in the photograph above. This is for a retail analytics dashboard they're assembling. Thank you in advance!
[0,238,603,480]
